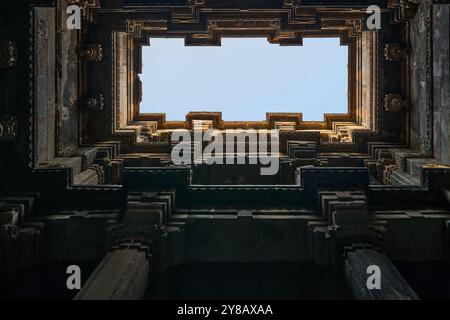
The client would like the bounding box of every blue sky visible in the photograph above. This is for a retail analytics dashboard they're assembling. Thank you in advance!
[140,37,348,121]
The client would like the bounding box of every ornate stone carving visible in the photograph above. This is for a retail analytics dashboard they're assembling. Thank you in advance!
[384,43,408,61]
[384,94,409,112]
[388,0,420,21]
[0,41,18,68]
[84,94,104,110]
[0,116,18,142]
[67,0,101,19]
[81,44,103,62]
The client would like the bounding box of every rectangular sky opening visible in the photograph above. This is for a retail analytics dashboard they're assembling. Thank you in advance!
[140,37,348,121]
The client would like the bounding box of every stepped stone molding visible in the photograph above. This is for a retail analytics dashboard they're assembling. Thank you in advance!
[308,191,379,271]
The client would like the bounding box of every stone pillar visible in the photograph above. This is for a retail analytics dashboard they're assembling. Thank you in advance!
[344,247,419,300]
[75,191,184,300]
[74,239,151,300]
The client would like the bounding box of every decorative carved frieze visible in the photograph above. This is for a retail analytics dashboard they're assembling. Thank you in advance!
[0,41,17,68]
[384,43,408,61]
[81,44,103,62]
[384,94,409,112]
[0,116,18,142]
[84,93,104,110]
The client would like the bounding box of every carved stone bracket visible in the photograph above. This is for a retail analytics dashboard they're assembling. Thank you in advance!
[384,94,409,112]
[308,191,380,272]
[0,116,18,142]
[384,43,408,61]
[121,192,185,271]
[366,148,401,185]
[0,41,17,68]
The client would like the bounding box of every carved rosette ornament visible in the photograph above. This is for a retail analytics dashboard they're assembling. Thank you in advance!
[384,94,408,112]
[0,116,18,142]
[0,41,18,68]
[384,44,408,61]
[81,44,103,62]
[84,94,104,111]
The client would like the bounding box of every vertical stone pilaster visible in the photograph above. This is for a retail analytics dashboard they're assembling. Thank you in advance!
[432,3,450,163]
